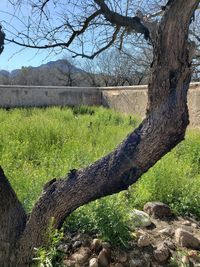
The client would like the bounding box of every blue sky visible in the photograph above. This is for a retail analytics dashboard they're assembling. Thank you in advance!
[0,39,64,71]
[0,0,155,71]
[0,0,66,71]
[0,0,106,71]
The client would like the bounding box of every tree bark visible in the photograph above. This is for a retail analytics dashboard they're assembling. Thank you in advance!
[0,25,5,54]
[0,167,26,266]
[0,0,199,266]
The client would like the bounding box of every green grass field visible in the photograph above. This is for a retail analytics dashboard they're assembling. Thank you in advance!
[0,106,139,211]
[1,106,200,248]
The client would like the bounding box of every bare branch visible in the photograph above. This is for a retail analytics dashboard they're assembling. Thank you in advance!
[119,29,126,50]
[65,10,102,47]
[94,0,150,40]
[40,0,51,13]
[5,37,69,49]
[72,26,120,59]
[190,29,200,42]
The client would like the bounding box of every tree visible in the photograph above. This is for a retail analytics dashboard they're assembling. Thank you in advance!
[0,0,200,265]
[0,25,5,54]
[52,58,80,86]
[83,48,151,86]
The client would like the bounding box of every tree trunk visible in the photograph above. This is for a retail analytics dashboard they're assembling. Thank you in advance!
[0,26,5,54]
[0,0,199,266]
[0,167,26,266]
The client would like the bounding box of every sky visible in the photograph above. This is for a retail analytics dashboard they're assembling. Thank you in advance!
[0,0,67,71]
[0,40,63,71]
[0,0,157,72]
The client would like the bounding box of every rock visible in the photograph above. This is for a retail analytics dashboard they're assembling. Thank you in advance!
[137,233,151,247]
[136,229,146,238]
[182,255,190,265]
[143,202,172,219]
[57,243,70,253]
[163,239,176,250]
[71,247,91,265]
[153,243,169,262]
[129,250,140,258]
[72,234,82,241]
[89,257,99,267]
[181,220,191,226]
[72,233,90,247]
[175,228,200,250]
[91,238,102,253]
[114,263,124,267]
[159,227,172,236]
[129,258,145,267]
[98,248,110,267]
[63,258,76,267]
[143,254,151,266]
[102,242,111,250]
[82,238,91,247]
[118,252,128,263]
[191,223,198,229]
[187,250,200,265]
[129,209,152,228]
[73,240,82,249]
[150,263,163,267]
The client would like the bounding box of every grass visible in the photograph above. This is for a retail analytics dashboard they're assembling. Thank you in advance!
[65,128,200,248]
[0,106,139,211]
[129,129,200,217]
[1,106,200,248]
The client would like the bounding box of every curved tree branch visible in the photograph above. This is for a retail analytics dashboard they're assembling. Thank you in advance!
[14,1,200,265]
[1,0,200,266]
[65,10,102,47]
[5,37,69,49]
[94,0,150,40]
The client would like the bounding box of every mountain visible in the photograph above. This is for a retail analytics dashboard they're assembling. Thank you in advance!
[0,59,84,78]
[10,69,21,77]
[0,69,9,77]
[38,59,84,73]
[0,59,93,86]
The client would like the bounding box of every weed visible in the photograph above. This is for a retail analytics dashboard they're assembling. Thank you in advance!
[33,218,64,267]
[0,106,139,211]
[1,107,200,250]
[72,105,95,116]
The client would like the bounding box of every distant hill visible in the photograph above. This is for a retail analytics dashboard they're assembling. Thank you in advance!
[37,59,84,73]
[0,58,137,87]
[0,69,9,77]
[0,59,84,78]
[0,59,93,86]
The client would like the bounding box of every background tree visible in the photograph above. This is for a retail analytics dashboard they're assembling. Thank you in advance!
[0,0,200,266]
[84,48,151,86]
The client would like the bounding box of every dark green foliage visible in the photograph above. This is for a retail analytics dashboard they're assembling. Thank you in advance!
[72,106,95,116]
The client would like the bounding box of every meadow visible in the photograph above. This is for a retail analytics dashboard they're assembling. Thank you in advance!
[1,106,200,248]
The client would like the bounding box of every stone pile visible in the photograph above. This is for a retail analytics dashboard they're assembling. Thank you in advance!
[59,202,200,267]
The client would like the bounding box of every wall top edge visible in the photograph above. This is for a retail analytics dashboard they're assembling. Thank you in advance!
[0,82,199,90]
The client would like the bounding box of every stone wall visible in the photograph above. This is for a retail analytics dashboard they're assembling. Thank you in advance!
[0,83,200,126]
[0,85,102,107]
[102,83,200,127]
